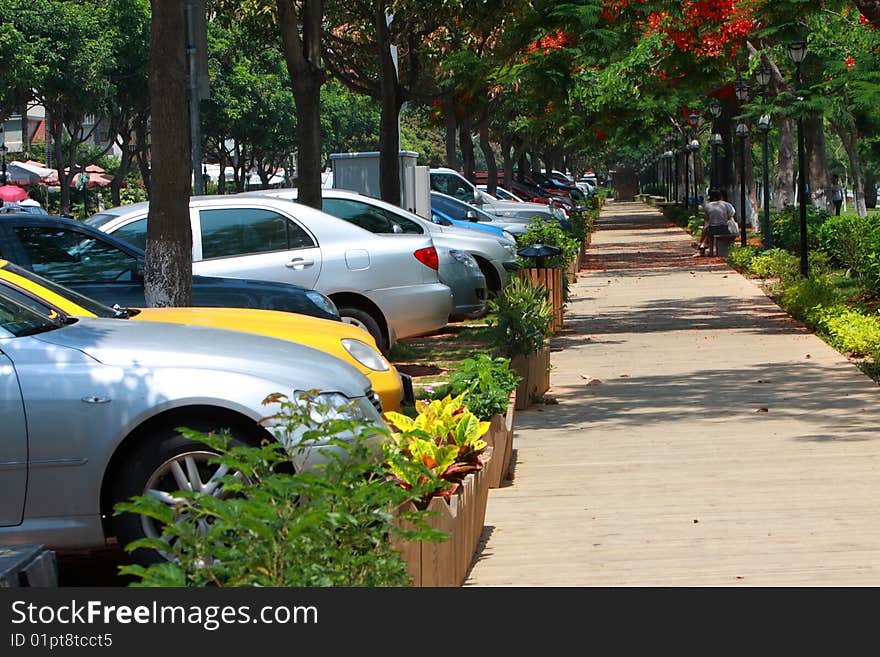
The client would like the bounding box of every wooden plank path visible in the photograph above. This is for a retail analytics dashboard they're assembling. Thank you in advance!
[465,201,880,586]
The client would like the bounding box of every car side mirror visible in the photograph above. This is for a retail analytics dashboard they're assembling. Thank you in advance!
[466,210,478,222]
[473,189,482,204]
[392,223,403,234]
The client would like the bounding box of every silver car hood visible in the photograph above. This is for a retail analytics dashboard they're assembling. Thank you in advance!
[33,317,371,397]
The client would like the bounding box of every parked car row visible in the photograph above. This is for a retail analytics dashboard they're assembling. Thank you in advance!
[0,184,530,559]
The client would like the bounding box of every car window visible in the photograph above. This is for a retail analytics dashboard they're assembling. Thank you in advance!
[0,291,60,337]
[198,208,314,259]
[322,198,423,234]
[112,217,148,251]
[13,226,140,283]
[431,173,473,202]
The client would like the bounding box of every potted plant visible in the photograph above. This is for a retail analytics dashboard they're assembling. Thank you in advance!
[516,219,581,329]
[430,354,520,488]
[384,394,493,586]
[487,276,554,410]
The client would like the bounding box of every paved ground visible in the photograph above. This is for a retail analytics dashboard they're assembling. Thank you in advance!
[465,200,880,586]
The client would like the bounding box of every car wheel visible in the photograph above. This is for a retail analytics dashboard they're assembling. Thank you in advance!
[338,306,386,353]
[110,425,252,565]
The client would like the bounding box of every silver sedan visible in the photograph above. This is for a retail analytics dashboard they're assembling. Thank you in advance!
[86,196,455,352]
[0,290,386,558]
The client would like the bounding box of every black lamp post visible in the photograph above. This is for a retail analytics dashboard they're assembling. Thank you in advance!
[734,79,750,245]
[735,122,749,247]
[663,150,673,202]
[708,100,722,192]
[674,144,680,206]
[788,39,809,277]
[687,112,699,209]
[0,124,7,186]
[755,64,772,249]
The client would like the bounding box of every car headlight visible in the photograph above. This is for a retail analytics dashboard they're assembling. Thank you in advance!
[501,231,516,243]
[341,338,391,371]
[551,207,566,220]
[292,390,367,423]
[498,240,517,257]
[449,249,479,269]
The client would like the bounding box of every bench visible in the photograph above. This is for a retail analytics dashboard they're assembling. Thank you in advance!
[710,233,737,257]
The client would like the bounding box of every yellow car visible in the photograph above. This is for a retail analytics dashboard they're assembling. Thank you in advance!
[0,259,405,412]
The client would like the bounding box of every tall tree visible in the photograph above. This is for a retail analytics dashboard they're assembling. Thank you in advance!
[145,0,193,306]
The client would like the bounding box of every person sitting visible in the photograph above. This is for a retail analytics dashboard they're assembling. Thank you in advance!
[693,189,734,256]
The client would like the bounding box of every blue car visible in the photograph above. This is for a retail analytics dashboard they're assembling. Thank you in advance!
[430,191,524,238]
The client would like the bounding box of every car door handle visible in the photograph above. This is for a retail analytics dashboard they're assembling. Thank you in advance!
[286,258,315,269]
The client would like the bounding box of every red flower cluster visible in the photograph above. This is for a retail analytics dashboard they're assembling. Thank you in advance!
[644,0,756,59]
[845,55,856,71]
[525,29,571,55]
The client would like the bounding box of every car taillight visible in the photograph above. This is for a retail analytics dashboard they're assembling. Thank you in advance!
[414,246,439,270]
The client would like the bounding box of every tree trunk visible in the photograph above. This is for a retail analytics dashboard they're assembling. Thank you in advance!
[442,92,459,170]
[110,148,133,207]
[277,0,325,210]
[501,134,514,188]
[459,113,475,183]
[774,117,795,210]
[743,138,758,229]
[830,117,867,216]
[135,120,151,196]
[144,0,193,307]
[478,120,496,195]
[804,113,829,210]
[376,4,402,205]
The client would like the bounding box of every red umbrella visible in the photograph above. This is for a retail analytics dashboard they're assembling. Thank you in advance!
[0,185,29,202]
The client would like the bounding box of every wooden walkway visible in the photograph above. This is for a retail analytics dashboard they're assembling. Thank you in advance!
[465,201,880,586]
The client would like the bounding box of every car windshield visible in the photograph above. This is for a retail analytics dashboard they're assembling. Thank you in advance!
[431,193,497,223]
[0,260,124,318]
[0,290,63,337]
[83,212,120,229]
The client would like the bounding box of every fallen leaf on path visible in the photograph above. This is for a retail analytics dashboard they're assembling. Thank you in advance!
[805,354,811,358]
[756,407,769,413]
[585,379,602,386]
[693,519,699,524]
[619,374,629,378]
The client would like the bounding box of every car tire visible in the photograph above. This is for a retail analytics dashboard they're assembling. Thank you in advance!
[338,306,386,353]
[110,424,253,566]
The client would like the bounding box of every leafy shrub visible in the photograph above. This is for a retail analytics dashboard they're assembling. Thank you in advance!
[726,245,761,270]
[769,205,829,254]
[687,215,705,236]
[486,276,553,357]
[819,307,880,357]
[116,392,443,587]
[516,218,580,270]
[430,355,520,419]
[815,213,879,274]
[383,394,490,505]
[780,274,841,324]
[748,248,799,282]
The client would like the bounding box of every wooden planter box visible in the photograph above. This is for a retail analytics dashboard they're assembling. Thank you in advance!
[517,267,563,332]
[510,345,551,410]
[567,256,579,283]
[393,448,492,587]
[482,391,516,488]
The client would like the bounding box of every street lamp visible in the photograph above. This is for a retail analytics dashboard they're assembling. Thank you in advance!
[0,124,7,186]
[687,113,700,209]
[663,150,673,202]
[736,122,749,247]
[755,63,772,249]
[708,100,722,192]
[684,112,700,208]
[788,39,809,277]
[709,133,723,194]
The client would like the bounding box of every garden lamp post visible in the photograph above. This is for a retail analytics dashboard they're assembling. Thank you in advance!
[687,112,699,209]
[735,122,749,247]
[708,100,722,192]
[709,133,723,194]
[674,145,680,206]
[734,79,750,245]
[788,39,809,277]
[755,64,772,249]
[0,124,7,186]
[663,150,673,202]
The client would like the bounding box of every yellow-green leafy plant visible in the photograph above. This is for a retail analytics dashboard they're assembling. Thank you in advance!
[384,394,490,504]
